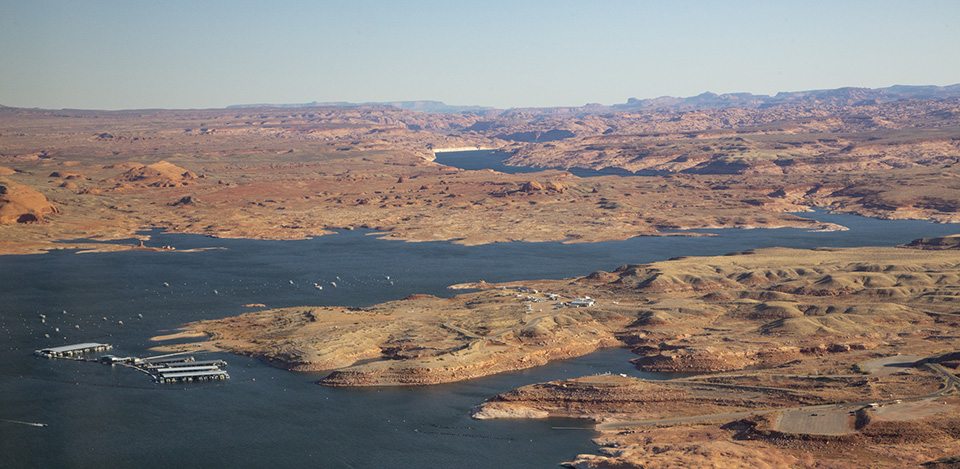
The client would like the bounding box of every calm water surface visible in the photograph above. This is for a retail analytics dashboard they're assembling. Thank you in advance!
[434,149,644,176]
[3,191,960,467]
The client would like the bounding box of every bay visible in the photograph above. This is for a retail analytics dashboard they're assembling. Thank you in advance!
[434,149,645,177]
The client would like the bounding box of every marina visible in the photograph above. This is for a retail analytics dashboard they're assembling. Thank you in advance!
[33,342,229,384]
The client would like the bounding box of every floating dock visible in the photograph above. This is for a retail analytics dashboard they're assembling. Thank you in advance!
[140,356,195,366]
[99,355,136,364]
[34,343,112,358]
[155,369,229,384]
[154,365,222,374]
[146,357,230,383]
[144,359,226,371]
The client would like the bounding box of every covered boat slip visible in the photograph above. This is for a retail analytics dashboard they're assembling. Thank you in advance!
[144,359,227,370]
[34,343,112,358]
[139,356,193,365]
[153,365,223,374]
[152,360,230,384]
[155,369,229,384]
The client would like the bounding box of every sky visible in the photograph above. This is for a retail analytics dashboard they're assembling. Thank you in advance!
[1,0,959,110]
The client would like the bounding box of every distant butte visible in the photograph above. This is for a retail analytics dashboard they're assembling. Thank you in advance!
[0,178,59,224]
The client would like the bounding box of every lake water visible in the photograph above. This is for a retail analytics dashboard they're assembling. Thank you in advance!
[3,170,960,466]
[434,149,648,177]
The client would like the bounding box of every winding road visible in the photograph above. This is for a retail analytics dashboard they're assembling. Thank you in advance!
[598,355,959,433]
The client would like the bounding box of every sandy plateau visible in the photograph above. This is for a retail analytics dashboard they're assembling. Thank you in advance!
[5,91,960,466]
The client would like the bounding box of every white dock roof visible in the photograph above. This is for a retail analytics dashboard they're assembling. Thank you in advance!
[155,366,222,375]
[39,343,109,353]
[158,370,228,379]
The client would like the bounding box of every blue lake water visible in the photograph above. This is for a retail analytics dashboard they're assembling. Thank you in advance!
[3,197,960,466]
[434,149,647,177]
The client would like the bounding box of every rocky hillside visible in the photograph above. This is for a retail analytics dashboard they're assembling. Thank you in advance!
[0,178,58,224]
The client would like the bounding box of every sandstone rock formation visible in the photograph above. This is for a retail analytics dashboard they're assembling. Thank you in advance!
[106,161,197,187]
[48,171,84,179]
[472,374,688,420]
[904,235,960,250]
[0,178,58,224]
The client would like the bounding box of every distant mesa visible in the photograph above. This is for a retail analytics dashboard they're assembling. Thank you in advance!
[48,171,84,180]
[107,161,197,187]
[520,180,565,193]
[0,178,59,224]
[521,181,544,192]
[235,84,960,116]
[103,162,146,171]
[612,84,960,112]
[35,84,960,119]
[495,129,575,143]
[903,235,960,250]
[170,195,200,206]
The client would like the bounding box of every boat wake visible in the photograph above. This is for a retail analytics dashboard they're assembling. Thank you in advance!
[1,418,47,428]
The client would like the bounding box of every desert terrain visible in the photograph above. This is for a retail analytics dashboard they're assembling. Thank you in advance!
[0,103,844,255]
[6,85,960,466]
[3,86,960,255]
[466,240,960,467]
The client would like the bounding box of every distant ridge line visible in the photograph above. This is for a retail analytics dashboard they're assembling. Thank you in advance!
[227,100,494,114]
[228,84,960,115]
[611,83,960,112]
[7,84,958,115]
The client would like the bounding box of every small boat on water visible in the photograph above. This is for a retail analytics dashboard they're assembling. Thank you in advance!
[1,419,48,428]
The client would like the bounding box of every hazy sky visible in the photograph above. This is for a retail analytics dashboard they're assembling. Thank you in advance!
[2,1,958,110]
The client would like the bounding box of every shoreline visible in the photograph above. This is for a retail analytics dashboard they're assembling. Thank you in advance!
[149,240,960,390]
[0,210,889,257]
